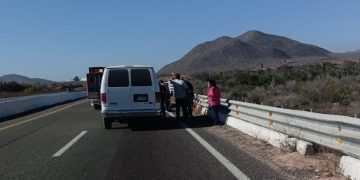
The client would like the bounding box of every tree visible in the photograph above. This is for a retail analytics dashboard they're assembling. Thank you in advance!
[73,76,80,82]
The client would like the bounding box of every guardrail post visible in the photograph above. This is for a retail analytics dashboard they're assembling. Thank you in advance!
[337,124,343,145]
[269,111,273,127]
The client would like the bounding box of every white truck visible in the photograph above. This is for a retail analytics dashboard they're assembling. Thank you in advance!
[86,67,105,110]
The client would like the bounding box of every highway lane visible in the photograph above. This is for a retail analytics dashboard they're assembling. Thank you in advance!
[0,100,292,180]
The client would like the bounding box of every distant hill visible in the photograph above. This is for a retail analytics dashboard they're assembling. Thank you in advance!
[349,49,360,54]
[333,49,360,59]
[0,74,54,85]
[158,30,334,75]
[343,49,360,54]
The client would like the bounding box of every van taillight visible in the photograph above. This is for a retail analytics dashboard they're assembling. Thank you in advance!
[155,92,161,103]
[101,93,107,103]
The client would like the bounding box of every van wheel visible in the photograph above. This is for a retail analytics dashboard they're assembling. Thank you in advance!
[153,116,162,123]
[94,104,101,110]
[104,118,112,129]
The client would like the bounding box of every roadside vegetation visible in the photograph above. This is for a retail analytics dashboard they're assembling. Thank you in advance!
[0,81,86,99]
[191,61,360,117]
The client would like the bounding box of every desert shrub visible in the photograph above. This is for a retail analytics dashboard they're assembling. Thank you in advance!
[299,81,321,103]
[0,81,67,98]
[267,84,288,97]
[319,77,351,105]
[189,61,360,116]
[246,87,268,104]
[24,86,40,94]
[285,80,299,93]
[270,94,309,109]
[0,81,26,92]
[228,85,253,101]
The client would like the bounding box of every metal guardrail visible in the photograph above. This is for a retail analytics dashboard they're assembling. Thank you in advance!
[195,94,360,159]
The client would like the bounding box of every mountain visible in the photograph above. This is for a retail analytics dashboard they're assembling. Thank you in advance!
[332,49,360,59]
[349,49,360,54]
[0,74,54,85]
[238,30,330,57]
[342,49,360,54]
[158,30,333,75]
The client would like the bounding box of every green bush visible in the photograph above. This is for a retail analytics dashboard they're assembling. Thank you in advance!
[0,81,26,92]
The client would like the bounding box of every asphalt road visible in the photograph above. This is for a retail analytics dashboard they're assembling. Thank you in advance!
[0,100,291,180]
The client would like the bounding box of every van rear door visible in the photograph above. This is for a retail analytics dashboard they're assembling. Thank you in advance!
[130,68,156,110]
[105,69,132,111]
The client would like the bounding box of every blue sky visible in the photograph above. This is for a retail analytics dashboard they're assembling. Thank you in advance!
[0,0,359,81]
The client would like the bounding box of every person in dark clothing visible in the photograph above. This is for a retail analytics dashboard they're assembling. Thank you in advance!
[170,73,188,120]
[159,80,167,118]
[163,82,171,109]
[183,78,194,118]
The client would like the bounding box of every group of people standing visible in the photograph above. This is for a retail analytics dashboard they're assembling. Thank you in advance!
[159,73,194,120]
[159,73,222,125]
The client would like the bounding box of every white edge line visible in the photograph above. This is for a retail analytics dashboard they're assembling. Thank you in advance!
[167,112,250,180]
[53,131,88,157]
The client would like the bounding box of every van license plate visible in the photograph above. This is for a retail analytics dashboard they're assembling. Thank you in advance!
[133,94,148,102]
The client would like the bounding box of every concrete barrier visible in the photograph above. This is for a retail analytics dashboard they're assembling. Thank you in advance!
[340,156,360,180]
[0,91,87,119]
[205,107,297,149]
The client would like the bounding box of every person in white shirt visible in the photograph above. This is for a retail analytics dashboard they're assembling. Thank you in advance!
[169,73,188,119]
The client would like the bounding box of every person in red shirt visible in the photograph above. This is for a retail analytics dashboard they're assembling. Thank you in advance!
[207,79,222,125]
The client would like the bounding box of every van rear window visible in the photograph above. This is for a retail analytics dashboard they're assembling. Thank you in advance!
[108,69,129,87]
[131,69,152,86]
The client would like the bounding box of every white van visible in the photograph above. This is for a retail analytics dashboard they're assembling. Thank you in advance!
[100,65,161,129]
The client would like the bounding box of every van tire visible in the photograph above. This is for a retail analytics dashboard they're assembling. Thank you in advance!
[104,118,112,129]
[94,104,101,110]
